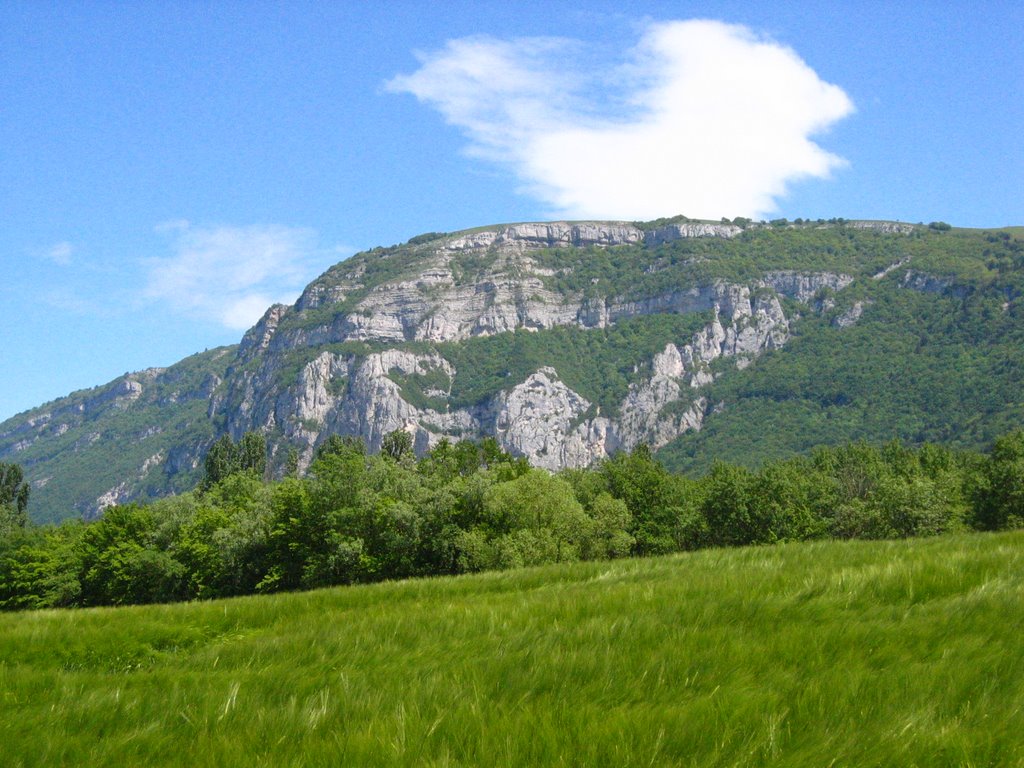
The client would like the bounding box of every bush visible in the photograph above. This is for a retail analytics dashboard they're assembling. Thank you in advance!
[972,431,1024,530]
[477,470,593,565]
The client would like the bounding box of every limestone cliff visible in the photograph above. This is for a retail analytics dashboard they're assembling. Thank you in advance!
[213,221,854,473]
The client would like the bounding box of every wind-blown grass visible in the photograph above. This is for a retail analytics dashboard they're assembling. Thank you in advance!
[2,532,1023,766]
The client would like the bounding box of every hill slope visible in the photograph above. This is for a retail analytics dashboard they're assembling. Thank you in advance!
[2,217,1023,522]
[2,532,1023,766]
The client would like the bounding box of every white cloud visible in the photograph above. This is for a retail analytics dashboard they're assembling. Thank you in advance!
[43,241,74,265]
[388,20,854,220]
[144,223,333,330]
[153,218,191,233]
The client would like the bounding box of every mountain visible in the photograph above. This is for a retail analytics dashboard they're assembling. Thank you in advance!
[3,217,1023,523]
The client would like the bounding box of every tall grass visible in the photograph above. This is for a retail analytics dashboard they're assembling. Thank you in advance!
[2,532,1023,766]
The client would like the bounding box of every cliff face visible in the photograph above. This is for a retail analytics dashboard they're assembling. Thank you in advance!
[252,221,744,353]
[217,221,850,472]
[7,215,1013,524]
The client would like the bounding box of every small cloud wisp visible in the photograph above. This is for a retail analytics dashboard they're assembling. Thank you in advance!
[43,241,74,266]
[144,223,331,330]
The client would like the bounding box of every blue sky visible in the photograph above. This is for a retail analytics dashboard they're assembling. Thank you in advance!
[1,1,1022,421]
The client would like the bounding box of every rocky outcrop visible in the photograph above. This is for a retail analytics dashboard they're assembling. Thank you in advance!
[445,222,645,251]
[92,452,165,518]
[225,346,471,470]
[239,304,288,361]
[607,287,789,454]
[833,301,870,328]
[224,271,803,471]
[443,219,743,252]
[491,368,593,470]
[872,258,911,281]
[616,343,702,452]
[338,350,456,455]
[762,271,854,303]
[475,283,786,466]
[645,222,742,244]
[901,271,970,298]
[324,271,843,346]
[847,221,918,235]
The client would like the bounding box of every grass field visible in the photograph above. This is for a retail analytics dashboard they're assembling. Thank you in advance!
[2,532,1024,767]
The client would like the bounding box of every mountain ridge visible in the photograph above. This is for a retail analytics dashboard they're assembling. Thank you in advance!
[3,216,1022,523]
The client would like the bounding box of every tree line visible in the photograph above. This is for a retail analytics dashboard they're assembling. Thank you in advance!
[2,429,1023,610]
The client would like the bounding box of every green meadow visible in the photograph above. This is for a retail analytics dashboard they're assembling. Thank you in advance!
[3,532,1023,767]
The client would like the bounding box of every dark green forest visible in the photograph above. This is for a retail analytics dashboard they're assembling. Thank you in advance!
[3,427,1023,611]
